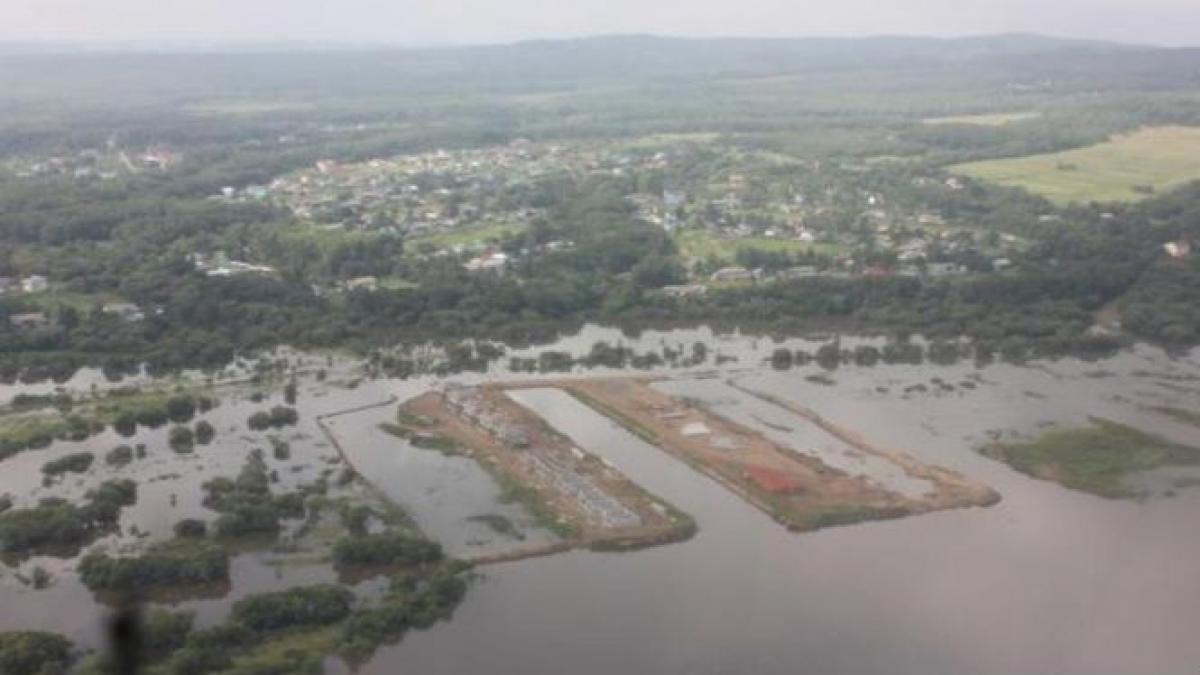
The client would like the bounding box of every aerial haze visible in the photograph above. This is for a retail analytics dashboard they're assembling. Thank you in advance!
[2,0,1199,47]
[3,1,1200,674]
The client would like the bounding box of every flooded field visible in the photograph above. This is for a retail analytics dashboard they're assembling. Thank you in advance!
[3,327,1200,673]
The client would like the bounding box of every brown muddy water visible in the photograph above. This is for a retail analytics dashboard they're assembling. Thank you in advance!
[3,329,1200,674]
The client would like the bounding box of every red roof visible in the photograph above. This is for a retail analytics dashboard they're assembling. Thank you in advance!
[744,465,802,494]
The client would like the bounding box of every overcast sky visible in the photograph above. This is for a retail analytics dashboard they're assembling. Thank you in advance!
[3,0,1198,47]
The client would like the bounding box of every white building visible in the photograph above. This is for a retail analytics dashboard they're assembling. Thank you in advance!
[465,251,509,274]
[21,275,48,293]
[102,303,145,322]
[711,267,755,283]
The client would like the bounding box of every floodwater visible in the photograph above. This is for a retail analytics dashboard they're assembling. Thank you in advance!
[652,377,935,498]
[322,403,560,557]
[3,328,1200,674]
[355,333,1200,675]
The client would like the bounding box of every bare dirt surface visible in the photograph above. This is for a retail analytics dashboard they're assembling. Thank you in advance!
[400,386,694,559]
[533,377,999,531]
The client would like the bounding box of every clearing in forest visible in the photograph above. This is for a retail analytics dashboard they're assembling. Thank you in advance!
[950,125,1200,205]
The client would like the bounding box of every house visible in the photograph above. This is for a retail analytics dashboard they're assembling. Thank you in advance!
[9,312,49,329]
[926,262,965,277]
[21,275,48,293]
[710,267,755,283]
[102,303,145,322]
[465,250,509,274]
[1165,239,1192,260]
[777,266,819,280]
[343,276,379,292]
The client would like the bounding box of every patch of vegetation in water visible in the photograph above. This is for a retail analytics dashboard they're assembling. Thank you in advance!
[331,532,444,570]
[105,444,134,467]
[41,451,95,476]
[78,538,230,594]
[0,630,74,674]
[0,389,216,460]
[247,405,299,431]
[980,418,1200,498]
[202,450,314,538]
[0,479,136,555]
[77,564,472,674]
[495,474,579,540]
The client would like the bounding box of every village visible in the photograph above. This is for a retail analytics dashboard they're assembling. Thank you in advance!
[244,137,1027,290]
[0,143,180,181]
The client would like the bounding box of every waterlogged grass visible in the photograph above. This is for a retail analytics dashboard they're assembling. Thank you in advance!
[1149,406,1200,429]
[981,418,1200,498]
[0,414,71,452]
[216,625,339,674]
[951,126,1200,205]
[494,474,579,540]
[378,422,462,456]
[796,504,912,531]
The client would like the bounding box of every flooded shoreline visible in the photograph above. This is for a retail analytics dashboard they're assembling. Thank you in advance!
[2,327,1200,673]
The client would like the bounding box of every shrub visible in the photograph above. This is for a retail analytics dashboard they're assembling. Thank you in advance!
[248,407,299,431]
[41,452,94,476]
[105,445,134,467]
[231,584,354,631]
[78,539,230,592]
[113,412,138,437]
[0,480,135,553]
[194,420,215,445]
[169,425,195,453]
[165,395,197,423]
[332,532,443,569]
[0,631,73,675]
[174,519,208,539]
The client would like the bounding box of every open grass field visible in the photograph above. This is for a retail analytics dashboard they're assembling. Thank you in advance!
[950,125,1200,205]
[405,221,525,254]
[675,229,838,261]
[20,290,129,312]
[923,111,1040,126]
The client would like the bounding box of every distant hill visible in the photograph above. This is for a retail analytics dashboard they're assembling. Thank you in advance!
[0,33,1192,110]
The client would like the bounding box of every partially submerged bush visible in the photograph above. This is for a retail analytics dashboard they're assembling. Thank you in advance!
[0,630,73,675]
[78,538,230,592]
[41,452,94,476]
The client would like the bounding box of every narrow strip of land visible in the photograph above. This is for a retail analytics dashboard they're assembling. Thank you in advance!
[398,385,696,555]
[524,377,998,531]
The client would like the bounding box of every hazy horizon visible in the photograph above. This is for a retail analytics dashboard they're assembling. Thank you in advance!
[2,0,1199,49]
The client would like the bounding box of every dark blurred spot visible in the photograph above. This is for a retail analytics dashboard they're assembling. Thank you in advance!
[109,604,143,674]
